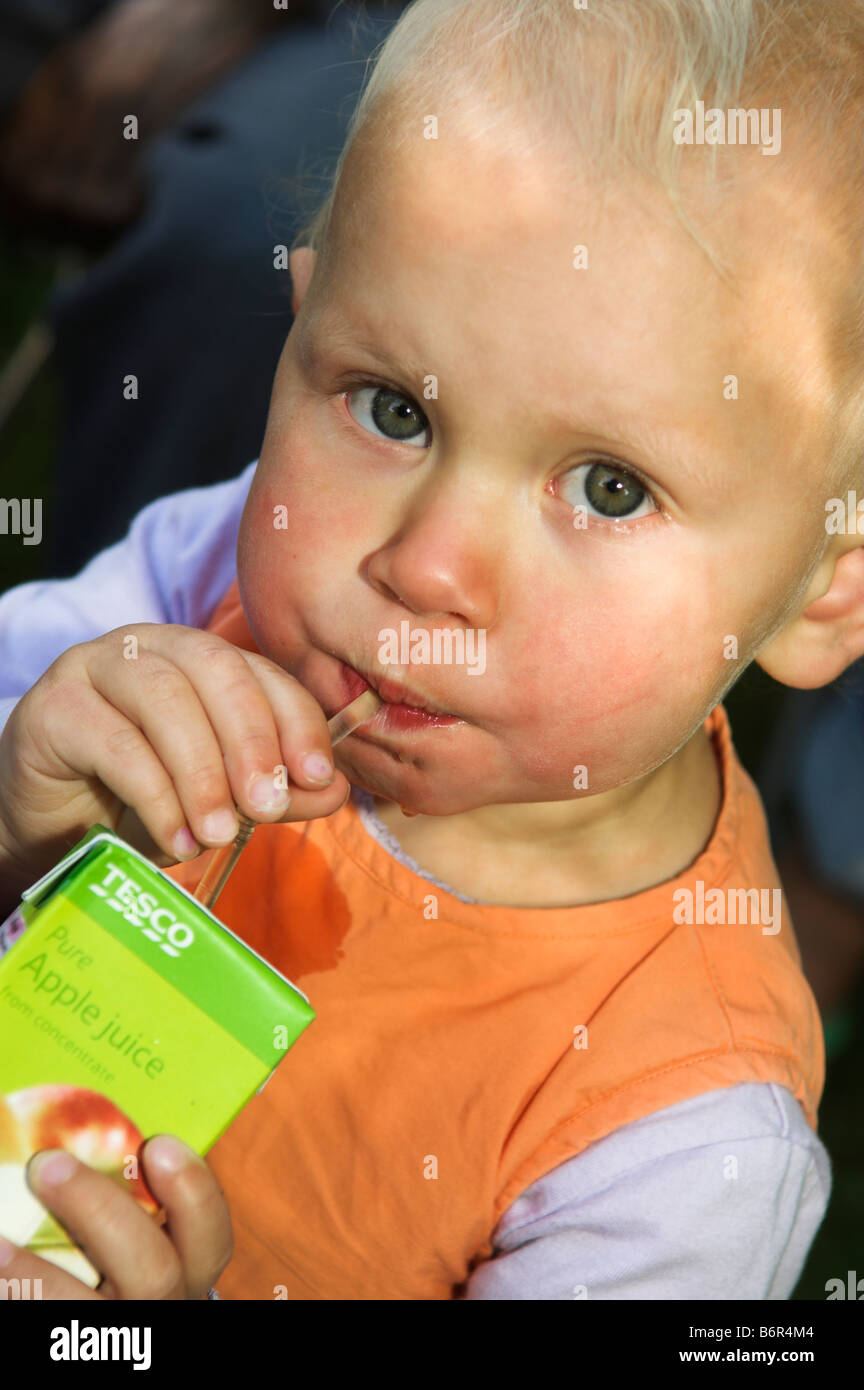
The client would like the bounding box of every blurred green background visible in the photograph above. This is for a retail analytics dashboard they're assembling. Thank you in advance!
[0,223,861,1301]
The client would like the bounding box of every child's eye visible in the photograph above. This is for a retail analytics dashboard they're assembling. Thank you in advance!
[341,390,656,523]
[345,386,432,447]
[557,460,657,522]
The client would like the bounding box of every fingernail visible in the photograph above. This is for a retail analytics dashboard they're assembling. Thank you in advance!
[301,752,334,784]
[173,826,199,859]
[28,1149,77,1186]
[0,1237,16,1268]
[147,1135,196,1173]
[248,775,291,812]
[200,809,239,843]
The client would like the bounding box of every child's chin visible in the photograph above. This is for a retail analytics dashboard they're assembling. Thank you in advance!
[339,764,458,817]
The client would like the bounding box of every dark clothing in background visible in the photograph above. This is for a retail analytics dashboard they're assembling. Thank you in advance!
[30,2,404,577]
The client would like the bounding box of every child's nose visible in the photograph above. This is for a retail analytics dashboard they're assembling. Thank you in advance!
[364,505,500,632]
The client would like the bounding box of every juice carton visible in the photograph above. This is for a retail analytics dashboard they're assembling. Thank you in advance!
[0,824,314,1288]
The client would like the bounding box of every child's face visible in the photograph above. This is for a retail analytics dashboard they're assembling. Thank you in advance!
[237,126,838,817]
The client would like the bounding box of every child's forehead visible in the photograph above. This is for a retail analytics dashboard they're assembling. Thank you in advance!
[351,107,823,274]
[336,128,816,344]
[313,118,842,485]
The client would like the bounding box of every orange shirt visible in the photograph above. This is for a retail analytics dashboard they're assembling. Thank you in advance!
[162,578,824,1299]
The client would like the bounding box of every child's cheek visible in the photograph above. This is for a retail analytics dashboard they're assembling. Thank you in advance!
[236,477,312,660]
[505,577,726,791]
[238,469,357,619]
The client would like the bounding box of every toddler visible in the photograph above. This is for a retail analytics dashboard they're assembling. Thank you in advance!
[1,0,862,1299]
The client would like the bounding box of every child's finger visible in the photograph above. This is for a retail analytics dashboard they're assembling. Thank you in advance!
[239,651,345,789]
[35,681,192,863]
[25,1147,187,1300]
[88,627,320,829]
[234,649,344,792]
[139,1136,233,1301]
[235,654,358,817]
[83,635,254,843]
[0,1235,103,1300]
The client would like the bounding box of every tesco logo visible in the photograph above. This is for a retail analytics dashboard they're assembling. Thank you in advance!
[89,863,195,958]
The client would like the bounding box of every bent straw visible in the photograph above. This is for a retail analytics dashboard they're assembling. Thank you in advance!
[192,688,381,910]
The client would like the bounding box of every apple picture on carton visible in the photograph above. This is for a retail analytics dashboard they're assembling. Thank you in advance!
[0,1091,24,1164]
[0,1090,45,1247]
[0,1085,160,1251]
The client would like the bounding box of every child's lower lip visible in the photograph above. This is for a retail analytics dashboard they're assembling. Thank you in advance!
[370,704,464,734]
[337,661,464,731]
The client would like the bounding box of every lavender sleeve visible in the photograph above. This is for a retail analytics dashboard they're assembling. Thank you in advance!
[462,1081,831,1300]
[0,460,257,734]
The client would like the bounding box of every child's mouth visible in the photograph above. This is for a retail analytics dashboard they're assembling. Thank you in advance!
[337,660,465,733]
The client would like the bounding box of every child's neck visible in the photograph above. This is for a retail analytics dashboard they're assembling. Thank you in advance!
[371,724,722,908]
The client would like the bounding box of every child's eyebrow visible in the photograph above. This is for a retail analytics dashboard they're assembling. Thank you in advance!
[547,407,714,491]
[301,310,428,381]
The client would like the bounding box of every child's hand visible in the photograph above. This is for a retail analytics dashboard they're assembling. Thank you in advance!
[0,1135,232,1299]
[0,623,351,895]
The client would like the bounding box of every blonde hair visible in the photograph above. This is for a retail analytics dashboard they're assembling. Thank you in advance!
[292,0,864,491]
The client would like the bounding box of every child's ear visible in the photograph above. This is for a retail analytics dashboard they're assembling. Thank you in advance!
[755,540,864,689]
[289,247,317,315]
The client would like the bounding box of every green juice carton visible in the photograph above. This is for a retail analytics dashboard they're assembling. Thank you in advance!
[0,824,314,1288]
